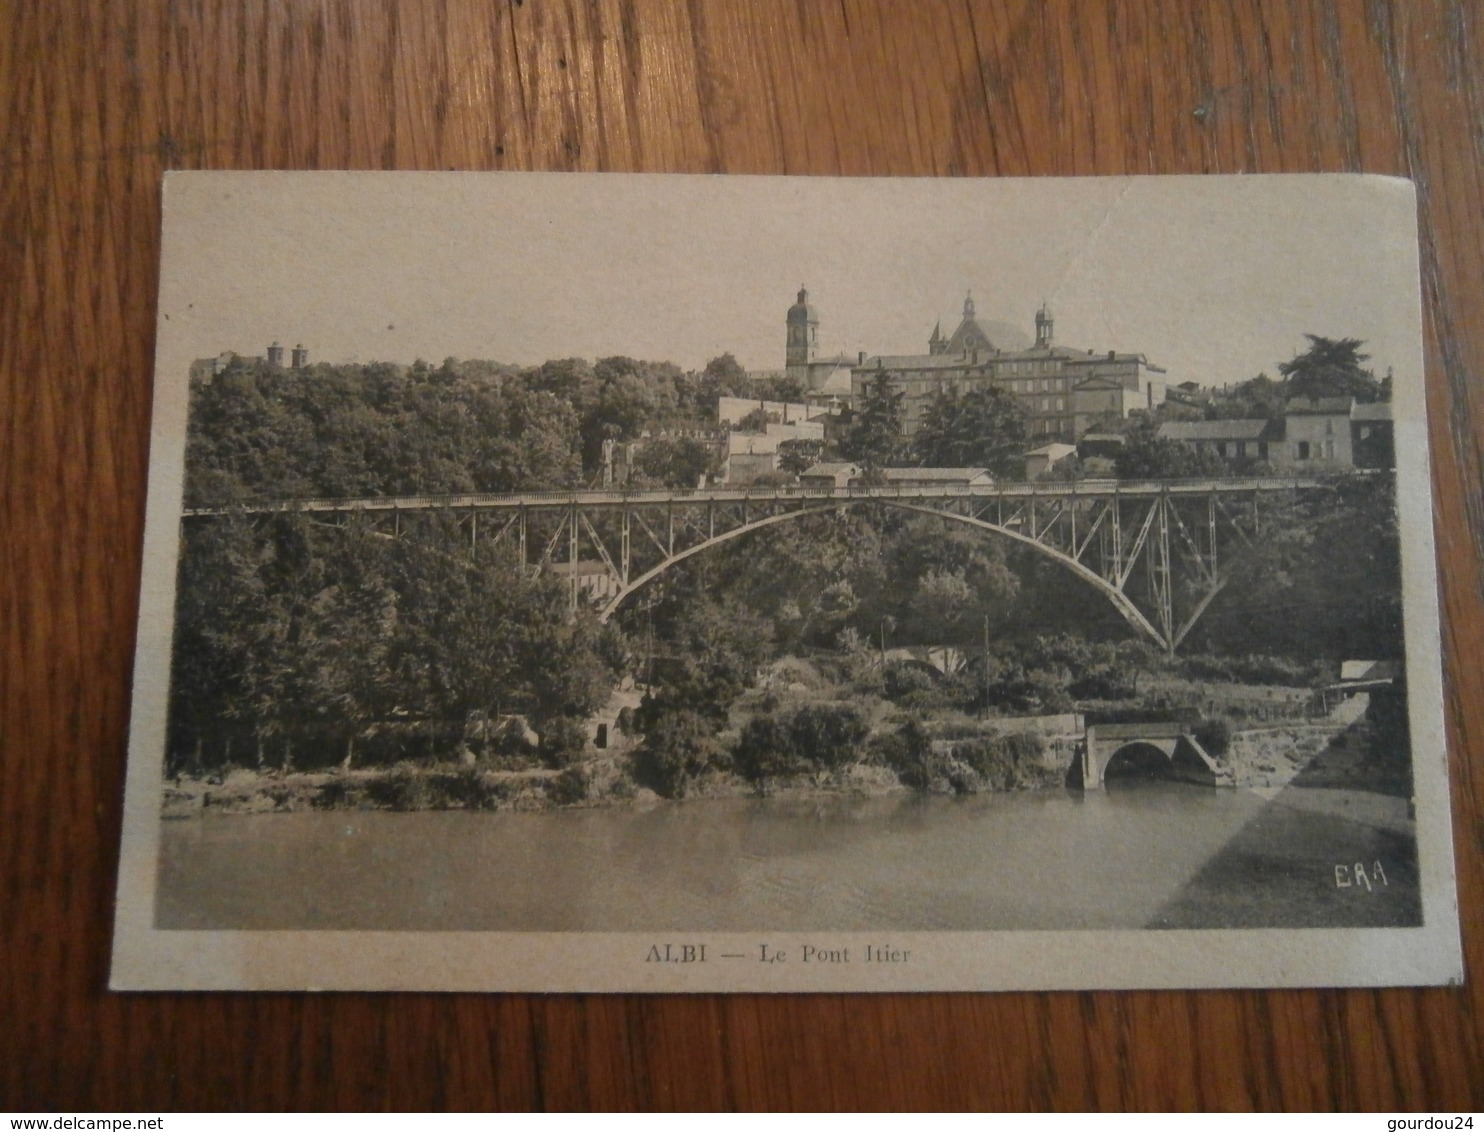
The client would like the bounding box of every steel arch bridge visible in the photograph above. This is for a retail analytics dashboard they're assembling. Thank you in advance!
[187,476,1331,654]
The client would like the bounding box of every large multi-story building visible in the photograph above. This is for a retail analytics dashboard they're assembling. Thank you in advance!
[811,292,1168,442]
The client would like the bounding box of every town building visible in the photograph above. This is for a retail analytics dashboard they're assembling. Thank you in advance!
[875,467,993,488]
[784,287,865,399]
[723,433,784,485]
[1156,398,1394,471]
[1282,396,1355,468]
[190,341,310,381]
[797,463,992,489]
[798,462,862,488]
[1155,419,1277,465]
[827,292,1167,442]
[714,395,830,485]
[1024,443,1078,479]
[1351,401,1395,468]
[547,560,620,602]
[716,396,819,428]
[1075,432,1125,475]
[1164,380,1212,409]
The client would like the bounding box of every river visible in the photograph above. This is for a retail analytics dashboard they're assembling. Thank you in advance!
[155,781,1420,932]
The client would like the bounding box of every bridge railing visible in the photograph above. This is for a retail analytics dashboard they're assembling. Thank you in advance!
[181,473,1356,517]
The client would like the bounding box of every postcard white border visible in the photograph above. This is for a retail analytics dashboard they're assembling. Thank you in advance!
[111,172,1461,992]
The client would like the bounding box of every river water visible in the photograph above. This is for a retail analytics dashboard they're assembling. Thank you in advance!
[156,781,1421,931]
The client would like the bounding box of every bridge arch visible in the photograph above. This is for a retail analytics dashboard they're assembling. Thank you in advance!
[597,497,1167,650]
[1101,741,1179,784]
[598,504,841,619]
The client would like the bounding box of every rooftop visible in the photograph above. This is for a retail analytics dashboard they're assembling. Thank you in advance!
[855,344,1158,372]
[878,467,991,482]
[1351,401,1394,422]
[1285,396,1355,415]
[1158,419,1272,442]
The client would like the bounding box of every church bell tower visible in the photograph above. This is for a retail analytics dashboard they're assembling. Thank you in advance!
[1035,303,1054,347]
[785,286,819,383]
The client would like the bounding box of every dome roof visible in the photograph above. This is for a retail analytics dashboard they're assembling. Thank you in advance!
[787,286,818,322]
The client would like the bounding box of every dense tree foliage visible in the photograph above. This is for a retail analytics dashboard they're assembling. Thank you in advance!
[186,357,581,505]
[911,386,1028,476]
[172,341,1406,798]
[838,371,905,469]
[1191,472,1403,661]
[167,515,614,773]
[1113,430,1226,479]
[630,434,721,488]
[777,438,825,476]
[1205,373,1285,420]
[1198,337,1389,424]
[733,703,870,786]
[1278,335,1383,403]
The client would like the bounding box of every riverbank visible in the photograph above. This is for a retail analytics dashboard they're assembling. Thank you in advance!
[160,756,917,818]
[160,690,1404,818]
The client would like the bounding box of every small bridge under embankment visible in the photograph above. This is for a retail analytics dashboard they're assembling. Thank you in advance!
[1070,722,1232,790]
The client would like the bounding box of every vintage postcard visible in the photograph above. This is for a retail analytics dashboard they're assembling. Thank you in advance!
[111,172,1461,991]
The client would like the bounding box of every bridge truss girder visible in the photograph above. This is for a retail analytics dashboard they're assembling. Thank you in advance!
[203,484,1272,655]
[460,490,1256,655]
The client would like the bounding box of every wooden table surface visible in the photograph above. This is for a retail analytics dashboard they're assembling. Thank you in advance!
[3,0,1482,1112]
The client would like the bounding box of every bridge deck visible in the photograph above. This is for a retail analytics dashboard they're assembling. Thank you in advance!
[184,475,1346,516]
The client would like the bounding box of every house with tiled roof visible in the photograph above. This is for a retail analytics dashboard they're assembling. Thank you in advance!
[874,467,994,488]
[798,462,862,488]
[1157,418,1278,465]
[1156,398,1395,470]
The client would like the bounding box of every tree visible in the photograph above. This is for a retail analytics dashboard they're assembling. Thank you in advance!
[733,703,869,786]
[750,373,807,404]
[631,710,721,797]
[167,516,274,772]
[526,356,599,406]
[737,406,772,432]
[633,592,776,727]
[579,358,683,471]
[1199,472,1403,660]
[631,435,719,488]
[911,386,1029,477]
[1206,373,1284,420]
[777,438,824,476]
[878,515,1018,646]
[696,353,750,416]
[469,385,582,491]
[1113,432,1226,479]
[1278,336,1382,402]
[839,370,904,469]
[379,531,612,761]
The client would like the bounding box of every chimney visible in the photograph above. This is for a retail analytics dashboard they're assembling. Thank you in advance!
[858,350,865,364]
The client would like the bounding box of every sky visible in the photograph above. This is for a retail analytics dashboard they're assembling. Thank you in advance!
[156,172,1425,392]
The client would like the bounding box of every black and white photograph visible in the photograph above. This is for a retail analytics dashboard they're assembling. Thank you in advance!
[111,172,1460,991]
